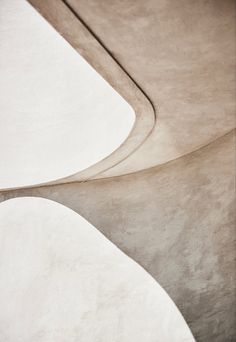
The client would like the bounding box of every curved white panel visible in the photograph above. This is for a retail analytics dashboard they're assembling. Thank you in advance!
[0,0,135,189]
[0,197,195,342]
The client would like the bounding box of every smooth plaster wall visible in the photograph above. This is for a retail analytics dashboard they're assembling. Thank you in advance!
[0,197,195,342]
[2,130,235,341]
[0,0,134,189]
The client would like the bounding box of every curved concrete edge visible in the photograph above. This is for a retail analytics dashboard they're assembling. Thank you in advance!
[6,1,233,189]
[93,128,236,181]
[0,0,138,190]
[17,0,156,187]
[3,0,233,192]
[1,129,234,196]
[0,196,196,341]
[68,0,235,181]
[1,129,234,340]
[0,128,234,195]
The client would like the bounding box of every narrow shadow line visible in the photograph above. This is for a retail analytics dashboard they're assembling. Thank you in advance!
[62,0,156,119]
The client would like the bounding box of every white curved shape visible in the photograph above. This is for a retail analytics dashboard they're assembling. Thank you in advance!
[0,0,135,189]
[0,197,195,342]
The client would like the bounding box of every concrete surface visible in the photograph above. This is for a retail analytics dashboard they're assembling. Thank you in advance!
[24,0,236,185]
[3,0,234,187]
[1,130,235,341]
[67,0,235,178]
[26,0,156,185]
[0,197,195,342]
[0,1,235,341]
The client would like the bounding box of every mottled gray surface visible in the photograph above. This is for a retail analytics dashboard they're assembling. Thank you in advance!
[1,131,235,341]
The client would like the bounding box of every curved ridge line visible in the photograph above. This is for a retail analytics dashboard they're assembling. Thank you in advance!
[90,128,236,181]
[61,1,234,183]
[61,0,158,182]
[63,1,236,183]
[55,0,157,183]
[0,128,234,194]
[19,0,156,189]
[4,1,233,191]
[0,0,156,192]
[63,0,156,118]
[0,196,196,340]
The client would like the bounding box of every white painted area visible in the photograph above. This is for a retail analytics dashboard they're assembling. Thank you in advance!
[0,0,134,189]
[0,197,195,342]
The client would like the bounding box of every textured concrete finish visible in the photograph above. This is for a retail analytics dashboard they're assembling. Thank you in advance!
[2,131,235,341]
[0,198,195,342]
[25,0,235,184]
[0,1,235,341]
[68,0,235,178]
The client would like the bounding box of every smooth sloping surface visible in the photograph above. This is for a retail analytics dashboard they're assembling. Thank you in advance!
[0,0,134,189]
[0,197,195,342]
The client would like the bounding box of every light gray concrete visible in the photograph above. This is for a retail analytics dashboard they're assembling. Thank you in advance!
[0,197,195,342]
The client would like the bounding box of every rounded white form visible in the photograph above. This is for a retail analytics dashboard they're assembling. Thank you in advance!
[0,0,135,189]
[0,197,195,342]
